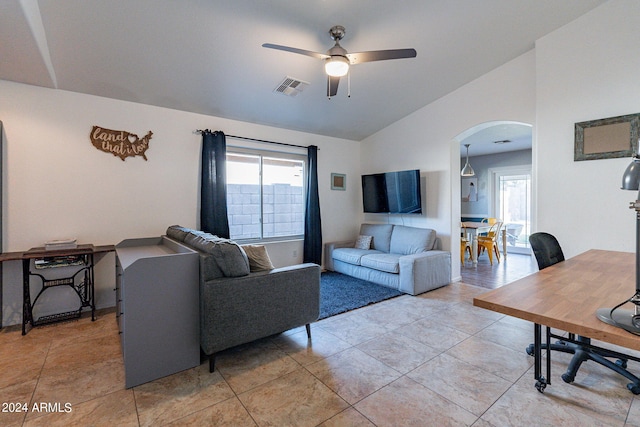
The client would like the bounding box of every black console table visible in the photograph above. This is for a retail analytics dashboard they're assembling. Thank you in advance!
[0,244,115,335]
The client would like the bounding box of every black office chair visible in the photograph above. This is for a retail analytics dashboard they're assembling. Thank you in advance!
[526,232,640,394]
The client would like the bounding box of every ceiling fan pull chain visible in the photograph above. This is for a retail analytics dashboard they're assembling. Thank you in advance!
[348,70,351,98]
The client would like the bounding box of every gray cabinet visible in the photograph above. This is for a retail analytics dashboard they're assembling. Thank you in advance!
[115,236,199,388]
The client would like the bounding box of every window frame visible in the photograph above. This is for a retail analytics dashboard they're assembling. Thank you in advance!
[226,146,307,243]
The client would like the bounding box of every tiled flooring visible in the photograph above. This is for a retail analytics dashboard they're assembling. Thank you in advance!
[3,278,640,426]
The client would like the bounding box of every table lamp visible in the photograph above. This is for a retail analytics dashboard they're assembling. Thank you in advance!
[596,145,640,334]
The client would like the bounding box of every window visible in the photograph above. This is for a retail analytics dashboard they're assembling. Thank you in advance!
[490,166,531,254]
[226,150,305,241]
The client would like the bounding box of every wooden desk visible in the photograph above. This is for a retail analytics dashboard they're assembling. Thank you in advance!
[461,221,507,265]
[0,244,115,335]
[473,249,640,391]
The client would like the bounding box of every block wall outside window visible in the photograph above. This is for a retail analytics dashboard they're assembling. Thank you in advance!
[226,151,305,241]
[227,183,304,240]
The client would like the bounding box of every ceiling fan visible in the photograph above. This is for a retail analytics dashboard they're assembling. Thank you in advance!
[262,25,417,98]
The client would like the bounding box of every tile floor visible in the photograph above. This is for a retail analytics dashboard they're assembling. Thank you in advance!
[2,281,640,426]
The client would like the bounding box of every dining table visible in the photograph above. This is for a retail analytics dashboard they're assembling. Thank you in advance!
[461,221,507,266]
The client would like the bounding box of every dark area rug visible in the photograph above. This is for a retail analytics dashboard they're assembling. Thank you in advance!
[319,271,403,320]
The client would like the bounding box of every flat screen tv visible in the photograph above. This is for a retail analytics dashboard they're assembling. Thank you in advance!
[361,169,422,214]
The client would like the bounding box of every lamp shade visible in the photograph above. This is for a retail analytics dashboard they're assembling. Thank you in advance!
[461,144,475,177]
[622,156,640,191]
[325,56,349,77]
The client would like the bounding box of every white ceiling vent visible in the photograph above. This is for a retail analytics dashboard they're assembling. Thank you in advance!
[274,76,309,97]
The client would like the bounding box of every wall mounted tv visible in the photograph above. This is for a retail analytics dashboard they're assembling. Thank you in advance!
[361,169,422,214]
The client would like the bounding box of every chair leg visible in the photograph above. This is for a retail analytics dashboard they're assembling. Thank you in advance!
[561,348,589,383]
[209,354,216,373]
[305,323,311,339]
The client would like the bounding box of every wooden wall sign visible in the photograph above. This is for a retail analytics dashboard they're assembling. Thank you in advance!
[90,126,153,161]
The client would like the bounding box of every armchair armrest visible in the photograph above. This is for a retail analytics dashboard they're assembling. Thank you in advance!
[399,250,451,295]
[324,240,355,271]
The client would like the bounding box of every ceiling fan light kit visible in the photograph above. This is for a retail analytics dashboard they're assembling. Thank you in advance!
[325,56,349,77]
[263,25,416,98]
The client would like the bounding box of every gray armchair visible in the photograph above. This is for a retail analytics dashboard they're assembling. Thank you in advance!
[166,226,320,372]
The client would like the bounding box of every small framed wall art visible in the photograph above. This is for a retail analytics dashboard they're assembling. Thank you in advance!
[331,173,346,190]
[574,113,639,161]
[461,177,478,202]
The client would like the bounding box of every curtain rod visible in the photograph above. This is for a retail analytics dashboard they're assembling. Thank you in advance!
[194,130,317,150]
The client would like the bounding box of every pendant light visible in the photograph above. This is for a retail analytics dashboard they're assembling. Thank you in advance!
[461,144,475,177]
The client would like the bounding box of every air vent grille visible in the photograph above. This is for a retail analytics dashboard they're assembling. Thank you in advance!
[274,77,309,97]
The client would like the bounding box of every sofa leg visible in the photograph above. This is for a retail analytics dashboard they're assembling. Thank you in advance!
[305,323,311,339]
[209,354,216,373]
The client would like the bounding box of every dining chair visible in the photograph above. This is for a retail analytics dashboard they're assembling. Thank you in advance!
[477,221,502,265]
[479,217,499,237]
[526,232,640,394]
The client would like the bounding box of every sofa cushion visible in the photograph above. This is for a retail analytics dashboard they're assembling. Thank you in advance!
[360,253,401,273]
[184,233,250,277]
[390,226,436,255]
[354,235,373,250]
[166,225,194,242]
[360,224,394,253]
[241,244,275,272]
[333,248,382,266]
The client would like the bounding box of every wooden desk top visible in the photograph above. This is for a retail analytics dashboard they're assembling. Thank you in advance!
[473,249,640,351]
[0,244,115,262]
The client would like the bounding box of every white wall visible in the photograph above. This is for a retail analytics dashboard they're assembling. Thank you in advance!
[361,0,640,280]
[361,50,536,281]
[0,81,361,325]
[535,0,640,258]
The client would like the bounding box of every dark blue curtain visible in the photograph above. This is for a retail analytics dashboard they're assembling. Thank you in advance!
[200,130,230,238]
[303,145,322,264]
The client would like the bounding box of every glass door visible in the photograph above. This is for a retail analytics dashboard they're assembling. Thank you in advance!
[492,167,531,254]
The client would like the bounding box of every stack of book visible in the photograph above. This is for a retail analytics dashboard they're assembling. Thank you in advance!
[45,238,78,251]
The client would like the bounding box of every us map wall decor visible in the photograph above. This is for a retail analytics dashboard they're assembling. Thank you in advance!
[90,126,153,161]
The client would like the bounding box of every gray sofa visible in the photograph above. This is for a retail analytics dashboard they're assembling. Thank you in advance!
[166,225,320,372]
[325,223,451,295]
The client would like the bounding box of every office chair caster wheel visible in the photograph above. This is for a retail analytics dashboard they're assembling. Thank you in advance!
[526,344,534,356]
[627,383,640,395]
[616,359,628,369]
[561,373,574,384]
[535,379,546,393]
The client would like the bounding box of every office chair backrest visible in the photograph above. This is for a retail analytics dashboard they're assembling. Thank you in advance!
[529,232,565,270]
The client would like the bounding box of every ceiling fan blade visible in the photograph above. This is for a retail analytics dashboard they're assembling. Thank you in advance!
[346,48,417,64]
[327,76,340,97]
[262,43,329,60]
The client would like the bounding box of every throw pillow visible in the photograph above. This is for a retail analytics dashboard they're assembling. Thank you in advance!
[241,244,275,272]
[354,235,373,250]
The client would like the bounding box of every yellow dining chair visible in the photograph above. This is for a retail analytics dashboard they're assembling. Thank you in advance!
[479,217,499,237]
[477,221,503,265]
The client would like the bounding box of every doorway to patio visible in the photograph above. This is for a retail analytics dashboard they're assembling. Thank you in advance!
[455,121,534,287]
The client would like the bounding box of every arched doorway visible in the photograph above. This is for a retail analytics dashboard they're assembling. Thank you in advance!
[451,120,536,287]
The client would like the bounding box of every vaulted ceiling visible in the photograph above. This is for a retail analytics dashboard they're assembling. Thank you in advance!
[1,0,606,142]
